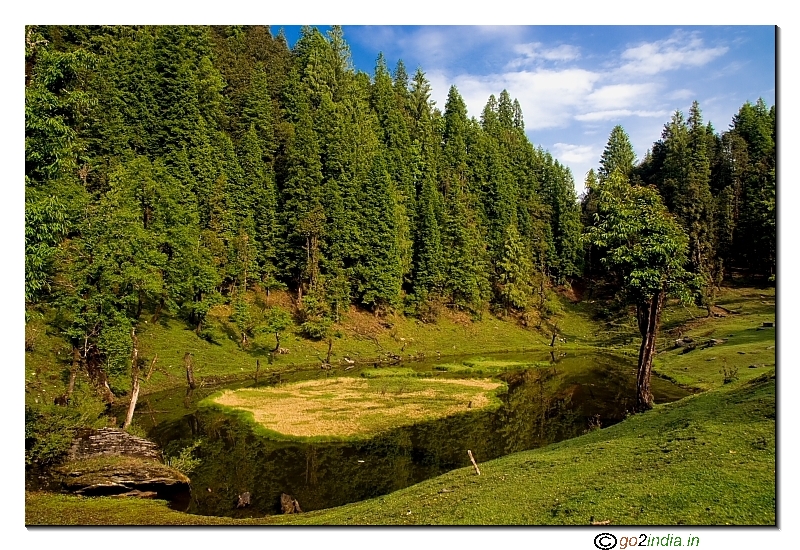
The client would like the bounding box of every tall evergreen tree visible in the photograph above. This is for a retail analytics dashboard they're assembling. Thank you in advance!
[598,125,636,182]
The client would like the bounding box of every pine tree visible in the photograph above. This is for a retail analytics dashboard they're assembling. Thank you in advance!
[598,125,636,181]
[354,153,403,310]
[371,54,415,283]
[731,99,776,276]
[496,222,534,313]
[279,70,326,297]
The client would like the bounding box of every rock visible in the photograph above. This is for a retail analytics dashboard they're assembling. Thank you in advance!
[53,428,190,505]
[237,491,251,508]
[762,322,774,328]
[702,338,727,349]
[57,454,190,500]
[67,427,162,462]
[280,493,302,514]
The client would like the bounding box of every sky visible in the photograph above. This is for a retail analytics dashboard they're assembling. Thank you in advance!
[281,25,775,195]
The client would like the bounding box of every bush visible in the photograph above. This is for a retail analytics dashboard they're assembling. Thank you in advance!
[721,365,739,384]
[164,439,203,475]
[25,383,109,467]
[301,318,332,340]
[299,294,332,340]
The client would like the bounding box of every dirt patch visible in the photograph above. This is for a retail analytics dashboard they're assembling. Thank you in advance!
[558,281,584,303]
[213,377,503,438]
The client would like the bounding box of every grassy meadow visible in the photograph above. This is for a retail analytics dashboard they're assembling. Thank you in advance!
[24,283,776,525]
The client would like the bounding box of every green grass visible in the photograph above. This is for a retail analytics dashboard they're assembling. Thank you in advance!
[653,286,776,391]
[432,358,550,375]
[24,287,606,406]
[26,371,775,525]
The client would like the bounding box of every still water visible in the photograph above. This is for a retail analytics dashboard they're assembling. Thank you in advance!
[143,351,690,517]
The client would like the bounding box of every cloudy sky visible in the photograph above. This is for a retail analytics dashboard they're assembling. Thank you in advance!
[282,25,775,194]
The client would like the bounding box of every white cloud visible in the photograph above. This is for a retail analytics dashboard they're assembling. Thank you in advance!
[443,68,601,130]
[585,83,659,110]
[618,31,728,76]
[507,42,581,68]
[551,143,597,164]
[575,109,669,122]
[351,26,530,72]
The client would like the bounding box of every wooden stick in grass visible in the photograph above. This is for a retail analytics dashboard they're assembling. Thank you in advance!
[145,354,158,381]
[468,450,481,475]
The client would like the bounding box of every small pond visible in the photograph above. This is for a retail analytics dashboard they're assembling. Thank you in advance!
[141,351,690,518]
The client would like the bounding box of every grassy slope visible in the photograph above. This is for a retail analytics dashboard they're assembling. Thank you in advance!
[25,292,574,404]
[24,284,776,525]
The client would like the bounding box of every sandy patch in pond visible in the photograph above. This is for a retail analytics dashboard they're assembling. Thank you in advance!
[212,377,502,438]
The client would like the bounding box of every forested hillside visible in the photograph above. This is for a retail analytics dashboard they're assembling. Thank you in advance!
[25,25,774,430]
[25,25,583,381]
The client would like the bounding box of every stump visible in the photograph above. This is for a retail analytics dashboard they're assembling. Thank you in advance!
[280,493,302,514]
[237,491,251,508]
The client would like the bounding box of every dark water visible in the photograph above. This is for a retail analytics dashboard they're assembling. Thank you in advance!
[144,351,690,518]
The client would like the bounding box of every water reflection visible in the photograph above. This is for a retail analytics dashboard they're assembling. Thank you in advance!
[148,352,689,517]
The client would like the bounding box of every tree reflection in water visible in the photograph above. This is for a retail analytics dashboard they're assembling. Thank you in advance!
[150,352,689,517]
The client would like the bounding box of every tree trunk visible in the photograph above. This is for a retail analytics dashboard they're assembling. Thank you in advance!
[273,332,281,353]
[123,329,141,430]
[66,346,80,402]
[254,359,260,385]
[635,289,665,412]
[184,352,196,390]
[151,296,165,323]
[85,345,115,404]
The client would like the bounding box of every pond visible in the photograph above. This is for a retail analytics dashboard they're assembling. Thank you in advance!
[141,351,690,518]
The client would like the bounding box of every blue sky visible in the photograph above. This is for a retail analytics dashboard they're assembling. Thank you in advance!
[281,25,775,194]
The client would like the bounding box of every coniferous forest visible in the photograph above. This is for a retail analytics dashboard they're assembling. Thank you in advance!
[25,25,776,520]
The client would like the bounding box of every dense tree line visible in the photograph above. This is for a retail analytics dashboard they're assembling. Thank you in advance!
[25,25,583,399]
[583,100,775,410]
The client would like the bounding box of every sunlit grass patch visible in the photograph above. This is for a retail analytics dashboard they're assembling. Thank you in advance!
[207,377,505,439]
[358,367,420,378]
[653,286,776,391]
[432,358,548,375]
